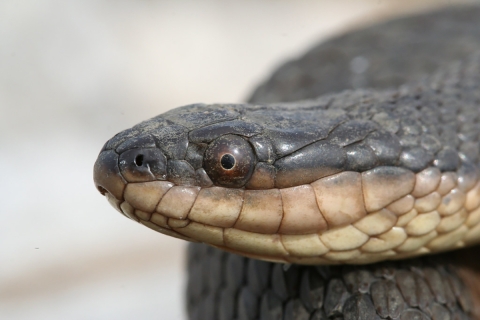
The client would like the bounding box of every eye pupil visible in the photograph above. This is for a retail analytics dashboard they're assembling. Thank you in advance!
[220,154,235,170]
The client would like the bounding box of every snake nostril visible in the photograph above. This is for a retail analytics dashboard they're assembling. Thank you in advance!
[97,186,107,196]
[118,148,167,182]
[134,154,144,167]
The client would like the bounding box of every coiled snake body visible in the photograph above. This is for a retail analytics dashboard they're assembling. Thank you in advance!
[94,6,480,319]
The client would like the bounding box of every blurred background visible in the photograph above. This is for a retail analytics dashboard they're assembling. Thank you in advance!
[0,1,476,319]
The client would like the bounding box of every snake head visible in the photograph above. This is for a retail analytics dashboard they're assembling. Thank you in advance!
[94,100,480,265]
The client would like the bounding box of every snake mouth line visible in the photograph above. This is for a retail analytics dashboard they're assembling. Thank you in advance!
[101,164,480,265]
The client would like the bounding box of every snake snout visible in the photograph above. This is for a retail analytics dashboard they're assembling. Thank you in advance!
[93,150,126,200]
[94,146,169,199]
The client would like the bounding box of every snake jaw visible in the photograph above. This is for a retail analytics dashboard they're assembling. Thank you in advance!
[95,147,480,265]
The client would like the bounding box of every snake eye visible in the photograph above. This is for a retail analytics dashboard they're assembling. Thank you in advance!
[204,135,255,187]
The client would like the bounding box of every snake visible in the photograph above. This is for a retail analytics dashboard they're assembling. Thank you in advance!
[94,6,480,320]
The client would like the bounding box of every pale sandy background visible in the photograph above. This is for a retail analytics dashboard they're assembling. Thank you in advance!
[1,1,476,319]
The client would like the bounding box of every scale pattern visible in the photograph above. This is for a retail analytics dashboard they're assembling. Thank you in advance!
[187,243,473,320]
[184,5,480,319]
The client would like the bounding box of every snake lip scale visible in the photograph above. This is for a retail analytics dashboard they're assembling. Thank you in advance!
[94,5,480,319]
